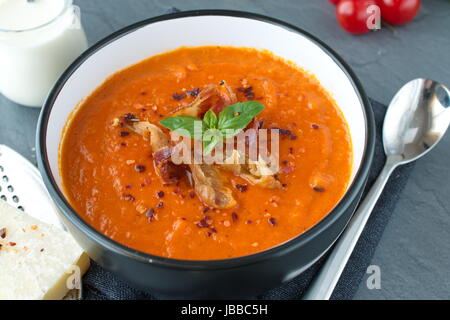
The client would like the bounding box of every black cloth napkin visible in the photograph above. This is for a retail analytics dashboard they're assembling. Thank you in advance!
[82,97,414,300]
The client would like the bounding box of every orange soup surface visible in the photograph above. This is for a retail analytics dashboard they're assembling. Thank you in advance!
[60,46,353,260]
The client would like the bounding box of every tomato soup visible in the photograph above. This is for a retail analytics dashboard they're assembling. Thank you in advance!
[60,46,352,260]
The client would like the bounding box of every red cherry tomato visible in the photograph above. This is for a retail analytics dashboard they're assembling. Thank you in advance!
[329,0,340,5]
[378,0,421,25]
[336,0,378,34]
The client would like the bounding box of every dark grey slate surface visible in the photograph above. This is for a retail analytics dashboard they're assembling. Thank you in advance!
[0,0,449,299]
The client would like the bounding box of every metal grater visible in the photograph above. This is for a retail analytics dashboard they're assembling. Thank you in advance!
[0,144,62,227]
[0,144,82,299]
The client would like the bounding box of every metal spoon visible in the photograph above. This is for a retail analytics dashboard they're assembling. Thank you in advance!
[303,78,450,300]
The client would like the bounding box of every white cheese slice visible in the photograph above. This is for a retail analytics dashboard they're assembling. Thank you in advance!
[0,200,90,300]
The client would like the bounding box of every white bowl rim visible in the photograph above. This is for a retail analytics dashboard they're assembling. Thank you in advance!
[36,9,376,270]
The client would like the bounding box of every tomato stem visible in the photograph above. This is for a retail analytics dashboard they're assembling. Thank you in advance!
[381,20,397,34]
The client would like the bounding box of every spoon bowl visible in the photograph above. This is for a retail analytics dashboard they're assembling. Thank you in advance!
[383,78,450,164]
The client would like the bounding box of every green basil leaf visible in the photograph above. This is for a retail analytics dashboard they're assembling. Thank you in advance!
[159,116,202,139]
[202,109,218,130]
[159,101,264,145]
[218,101,264,133]
[203,134,221,155]
[203,128,221,142]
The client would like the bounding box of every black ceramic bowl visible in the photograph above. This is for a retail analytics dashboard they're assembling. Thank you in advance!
[37,10,375,298]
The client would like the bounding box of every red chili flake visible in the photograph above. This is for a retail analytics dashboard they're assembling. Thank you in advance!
[172,92,186,101]
[273,126,297,140]
[122,113,139,124]
[206,231,212,237]
[120,131,130,137]
[232,212,238,222]
[210,227,217,234]
[135,165,146,173]
[282,167,294,174]
[282,183,288,188]
[188,191,196,199]
[289,147,294,154]
[123,113,137,120]
[187,88,200,97]
[0,228,6,239]
[204,216,212,225]
[120,142,127,147]
[9,242,16,247]
[146,208,155,217]
[313,186,326,192]
[245,220,253,225]
[268,218,277,226]
[197,218,209,228]
[235,184,248,192]
[202,207,210,214]
[245,91,255,100]
[238,86,255,100]
[157,191,165,198]
[146,209,155,222]
[140,91,147,96]
[272,127,292,136]
[140,108,147,112]
[123,194,135,201]
[312,123,320,129]
[282,160,288,166]
[125,184,132,189]
[156,201,164,209]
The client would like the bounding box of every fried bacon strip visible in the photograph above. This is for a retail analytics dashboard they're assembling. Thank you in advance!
[221,116,281,189]
[189,164,236,209]
[130,120,236,208]
[221,150,281,189]
[215,80,238,113]
[129,121,185,184]
[170,81,237,117]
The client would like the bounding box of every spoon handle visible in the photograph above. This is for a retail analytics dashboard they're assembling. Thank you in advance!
[303,157,398,300]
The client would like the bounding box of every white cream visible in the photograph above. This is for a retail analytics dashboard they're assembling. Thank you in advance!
[0,0,88,107]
